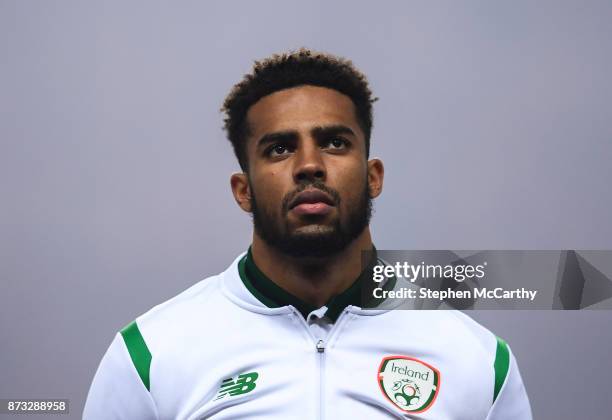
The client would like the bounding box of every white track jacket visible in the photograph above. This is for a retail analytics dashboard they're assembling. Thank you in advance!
[84,253,532,419]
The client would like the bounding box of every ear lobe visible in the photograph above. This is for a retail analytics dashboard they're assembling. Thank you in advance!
[230,173,253,213]
[367,159,384,199]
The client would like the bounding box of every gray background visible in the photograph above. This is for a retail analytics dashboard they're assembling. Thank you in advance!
[1,1,611,418]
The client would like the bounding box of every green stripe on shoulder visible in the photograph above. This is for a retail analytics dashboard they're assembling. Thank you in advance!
[493,336,510,402]
[120,320,152,391]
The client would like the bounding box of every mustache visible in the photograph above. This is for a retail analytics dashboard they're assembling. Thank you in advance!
[281,181,341,213]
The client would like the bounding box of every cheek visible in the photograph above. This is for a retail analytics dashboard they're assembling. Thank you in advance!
[332,163,368,206]
[252,171,286,209]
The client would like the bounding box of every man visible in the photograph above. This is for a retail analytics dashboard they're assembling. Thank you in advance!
[84,49,532,419]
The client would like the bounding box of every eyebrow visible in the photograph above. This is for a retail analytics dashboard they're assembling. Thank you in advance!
[311,124,356,140]
[256,124,357,149]
[256,130,299,149]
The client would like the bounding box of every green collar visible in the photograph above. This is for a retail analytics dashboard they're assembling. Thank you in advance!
[237,247,392,322]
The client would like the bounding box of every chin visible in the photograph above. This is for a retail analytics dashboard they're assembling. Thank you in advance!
[292,224,335,236]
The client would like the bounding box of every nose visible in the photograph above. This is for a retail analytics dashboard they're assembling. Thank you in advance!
[292,139,326,183]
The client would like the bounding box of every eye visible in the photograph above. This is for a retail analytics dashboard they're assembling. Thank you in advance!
[325,137,349,150]
[267,143,293,157]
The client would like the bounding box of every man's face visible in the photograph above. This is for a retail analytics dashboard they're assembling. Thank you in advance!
[236,85,381,258]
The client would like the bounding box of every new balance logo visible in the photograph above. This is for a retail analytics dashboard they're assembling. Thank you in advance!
[213,372,259,401]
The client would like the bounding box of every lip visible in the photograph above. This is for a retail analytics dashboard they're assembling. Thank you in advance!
[291,202,333,216]
[289,189,335,210]
[288,189,335,216]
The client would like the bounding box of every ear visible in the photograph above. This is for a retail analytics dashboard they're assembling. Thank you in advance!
[230,172,252,213]
[367,158,384,199]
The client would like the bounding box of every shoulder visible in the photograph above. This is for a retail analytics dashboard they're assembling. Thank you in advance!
[120,254,252,355]
[362,309,499,358]
[133,268,245,349]
[133,253,249,334]
[446,311,498,355]
[138,273,225,330]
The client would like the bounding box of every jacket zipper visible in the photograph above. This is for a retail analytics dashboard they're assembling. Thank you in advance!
[292,308,350,420]
[317,339,326,420]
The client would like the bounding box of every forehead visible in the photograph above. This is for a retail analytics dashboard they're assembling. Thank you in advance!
[245,85,364,141]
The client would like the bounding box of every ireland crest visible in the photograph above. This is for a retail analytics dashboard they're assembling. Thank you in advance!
[377,356,441,413]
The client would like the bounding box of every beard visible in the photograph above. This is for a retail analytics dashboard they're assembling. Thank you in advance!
[250,179,372,258]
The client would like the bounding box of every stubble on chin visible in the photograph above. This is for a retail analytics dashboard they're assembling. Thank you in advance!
[249,179,371,258]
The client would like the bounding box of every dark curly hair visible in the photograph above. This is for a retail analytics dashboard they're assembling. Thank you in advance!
[222,49,377,171]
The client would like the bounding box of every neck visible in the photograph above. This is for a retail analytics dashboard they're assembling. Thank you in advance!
[250,229,373,307]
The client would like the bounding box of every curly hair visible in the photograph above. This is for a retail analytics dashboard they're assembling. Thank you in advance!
[221,49,377,171]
